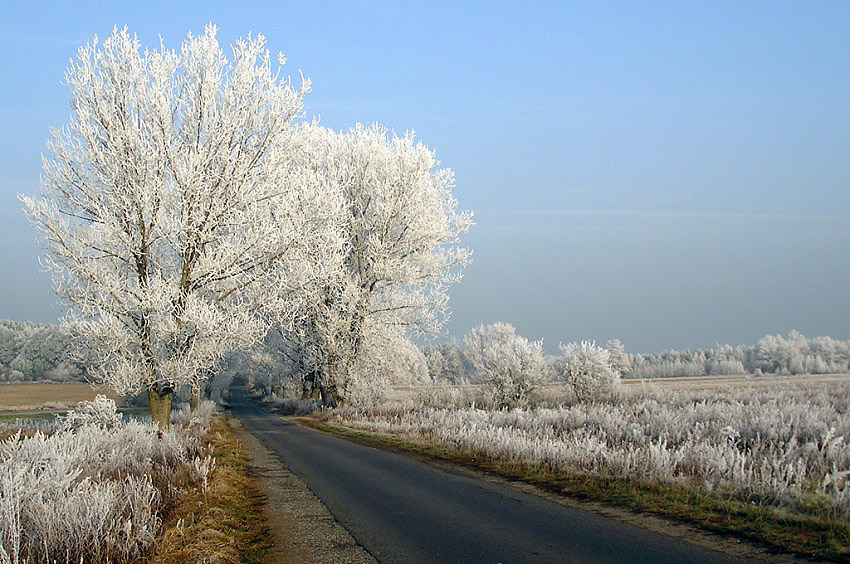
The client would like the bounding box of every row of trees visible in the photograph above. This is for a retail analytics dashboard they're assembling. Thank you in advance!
[247,321,622,409]
[627,331,850,378]
[422,330,850,385]
[4,311,847,404]
[451,323,620,407]
[22,26,471,426]
[0,321,89,383]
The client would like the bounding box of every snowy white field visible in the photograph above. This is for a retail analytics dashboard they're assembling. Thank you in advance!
[331,377,850,517]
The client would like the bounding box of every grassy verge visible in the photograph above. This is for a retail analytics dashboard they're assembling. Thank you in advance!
[297,416,850,561]
[150,416,274,563]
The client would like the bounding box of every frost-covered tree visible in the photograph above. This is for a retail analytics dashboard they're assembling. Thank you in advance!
[463,323,545,409]
[748,331,850,375]
[423,340,471,384]
[605,338,629,376]
[0,321,90,383]
[344,326,430,406]
[558,341,621,402]
[20,26,334,427]
[280,124,472,406]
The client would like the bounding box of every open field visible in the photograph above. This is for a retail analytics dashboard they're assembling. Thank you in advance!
[620,372,850,390]
[386,372,850,403]
[0,382,118,410]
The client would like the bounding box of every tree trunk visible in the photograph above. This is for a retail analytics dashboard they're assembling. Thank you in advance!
[304,371,321,401]
[190,384,201,412]
[319,384,344,408]
[148,387,173,429]
[318,385,334,408]
[317,363,343,408]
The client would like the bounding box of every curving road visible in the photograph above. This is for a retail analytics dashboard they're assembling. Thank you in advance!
[229,383,741,563]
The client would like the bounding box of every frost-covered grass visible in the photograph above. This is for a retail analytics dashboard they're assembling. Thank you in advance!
[0,418,55,439]
[329,382,850,519]
[0,397,216,563]
[262,394,321,415]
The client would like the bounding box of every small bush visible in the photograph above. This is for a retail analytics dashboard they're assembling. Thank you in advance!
[463,323,545,409]
[558,341,621,402]
[56,394,123,432]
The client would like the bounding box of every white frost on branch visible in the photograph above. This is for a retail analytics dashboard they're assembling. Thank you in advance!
[558,340,621,402]
[279,123,472,405]
[463,322,545,409]
[20,25,338,401]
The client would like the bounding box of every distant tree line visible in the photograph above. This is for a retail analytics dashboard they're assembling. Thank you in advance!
[423,330,850,383]
[3,318,848,388]
[626,331,850,378]
[0,320,91,383]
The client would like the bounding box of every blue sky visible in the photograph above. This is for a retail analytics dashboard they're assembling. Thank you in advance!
[1,1,849,352]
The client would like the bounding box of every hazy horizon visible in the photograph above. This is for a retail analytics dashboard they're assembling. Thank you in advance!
[2,1,848,354]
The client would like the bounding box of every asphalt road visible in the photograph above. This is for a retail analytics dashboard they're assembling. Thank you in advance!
[229,383,741,564]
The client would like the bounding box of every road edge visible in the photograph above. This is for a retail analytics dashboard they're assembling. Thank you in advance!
[295,417,815,563]
[226,416,376,564]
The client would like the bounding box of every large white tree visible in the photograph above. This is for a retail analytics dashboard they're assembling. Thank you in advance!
[281,123,472,405]
[21,26,336,427]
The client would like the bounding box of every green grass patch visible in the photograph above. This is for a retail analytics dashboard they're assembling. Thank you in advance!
[295,416,850,561]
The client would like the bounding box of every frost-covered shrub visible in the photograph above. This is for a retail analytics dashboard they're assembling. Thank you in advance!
[345,372,391,409]
[558,341,621,402]
[170,400,218,428]
[423,341,472,384]
[0,419,55,439]
[463,323,545,409]
[0,400,216,563]
[265,395,321,415]
[56,394,123,433]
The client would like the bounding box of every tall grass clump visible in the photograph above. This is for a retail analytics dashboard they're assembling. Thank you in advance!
[0,396,216,563]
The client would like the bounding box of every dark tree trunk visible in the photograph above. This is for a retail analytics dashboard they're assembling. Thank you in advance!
[148,386,173,429]
[190,384,201,412]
